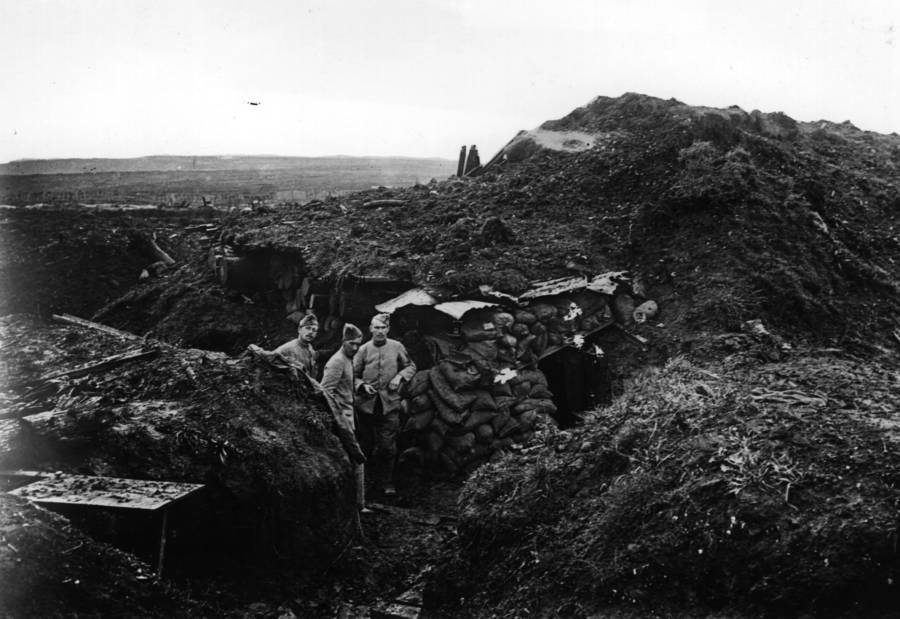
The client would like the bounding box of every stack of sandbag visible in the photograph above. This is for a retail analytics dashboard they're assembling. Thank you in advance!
[399,358,557,474]
[486,294,611,368]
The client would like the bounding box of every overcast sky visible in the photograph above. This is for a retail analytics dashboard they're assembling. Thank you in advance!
[1,0,898,163]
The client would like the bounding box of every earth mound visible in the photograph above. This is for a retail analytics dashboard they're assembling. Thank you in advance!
[428,349,900,617]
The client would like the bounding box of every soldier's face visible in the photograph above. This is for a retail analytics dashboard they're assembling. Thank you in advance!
[342,337,362,356]
[298,324,318,344]
[371,324,389,342]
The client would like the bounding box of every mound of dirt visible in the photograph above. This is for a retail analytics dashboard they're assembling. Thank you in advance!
[0,208,225,319]
[1,314,359,580]
[426,349,900,617]
[1,495,204,618]
[195,93,899,355]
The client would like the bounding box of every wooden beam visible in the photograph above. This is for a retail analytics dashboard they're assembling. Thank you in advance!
[51,314,143,341]
[37,348,159,382]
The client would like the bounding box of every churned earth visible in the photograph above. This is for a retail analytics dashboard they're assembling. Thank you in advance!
[2,93,900,617]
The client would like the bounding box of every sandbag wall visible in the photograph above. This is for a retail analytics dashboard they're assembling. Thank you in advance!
[399,358,555,475]
[399,293,612,474]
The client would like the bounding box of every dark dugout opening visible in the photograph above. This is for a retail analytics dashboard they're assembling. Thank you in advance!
[538,341,612,429]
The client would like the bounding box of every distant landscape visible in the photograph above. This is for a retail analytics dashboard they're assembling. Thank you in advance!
[0,155,456,207]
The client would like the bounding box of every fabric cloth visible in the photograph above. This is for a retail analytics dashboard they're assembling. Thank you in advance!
[357,397,401,488]
[272,339,318,377]
[371,313,391,328]
[343,322,363,341]
[352,338,417,416]
[298,313,319,327]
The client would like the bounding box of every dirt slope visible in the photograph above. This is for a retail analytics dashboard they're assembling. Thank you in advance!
[182,93,898,351]
[427,347,900,617]
[0,314,359,594]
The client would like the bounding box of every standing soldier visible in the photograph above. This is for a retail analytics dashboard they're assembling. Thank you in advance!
[354,313,417,496]
[321,323,367,511]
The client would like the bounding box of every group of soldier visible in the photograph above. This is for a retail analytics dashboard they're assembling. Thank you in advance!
[269,311,416,510]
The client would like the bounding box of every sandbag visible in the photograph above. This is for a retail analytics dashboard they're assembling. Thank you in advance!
[512,381,532,398]
[513,310,537,325]
[529,321,547,335]
[491,437,514,451]
[510,323,530,338]
[531,332,548,356]
[519,369,548,387]
[446,432,475,454]
[547,333,563,347]
[518,410,539,431]
[494,395,518,411]
[498,334,517,349]
[491,381,513,397]
[463,409,495,431]
[409,392,433,413]
[475,423,494,443]
[492,312,515,331]
[517,335,536,362]
[407,371,431,397]
[424,431,444,452]
[580,309,608,331]
[491,411,511,433]
[546,317,566,334]
[403,409,434,432]
[399,446,425,465]
[497,348,517,366]
[466,339,499,363]
[471,391,497,411]
[498,416,521,438]
[529,384,554,399]
[429,389,463,424]
[430,369,479,412]
[435,360,481,391]
[513,398,557,415]
[529,303,556,321]
[430,417,449,437]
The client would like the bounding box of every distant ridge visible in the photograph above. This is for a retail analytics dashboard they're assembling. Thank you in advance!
[0,155,453,176]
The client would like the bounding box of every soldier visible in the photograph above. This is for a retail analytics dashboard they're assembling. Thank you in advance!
[353,313,416,496]
[271,313,321,378]
[321,323,367,511]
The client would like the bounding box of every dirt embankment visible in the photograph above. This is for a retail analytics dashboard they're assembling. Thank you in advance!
[2,92,900,618]
[428,348,900,618]
[0,314,362,616]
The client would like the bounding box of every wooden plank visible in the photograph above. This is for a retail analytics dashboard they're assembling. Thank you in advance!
[51,314,143,341]
[9,474,204,511]
[0,420,24,455]
[37,348,158,382]
[526,319,616,365]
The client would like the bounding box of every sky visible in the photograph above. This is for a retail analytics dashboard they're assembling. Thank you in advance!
[1,0,898,163]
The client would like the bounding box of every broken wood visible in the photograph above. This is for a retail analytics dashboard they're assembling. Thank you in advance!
[362,199,406,209]
[150,232,176,265]
[51,313,143,341]
[35,348,159,383]
[183,223,219,233]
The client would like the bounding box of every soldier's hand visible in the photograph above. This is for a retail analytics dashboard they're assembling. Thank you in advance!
[361,383,377,396]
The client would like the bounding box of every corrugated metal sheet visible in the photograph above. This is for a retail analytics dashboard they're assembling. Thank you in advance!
[374,288,438,314]
[434,300,499,320]
[519,275,589,300]
[519,271,629,300]
[585,271,629,295]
